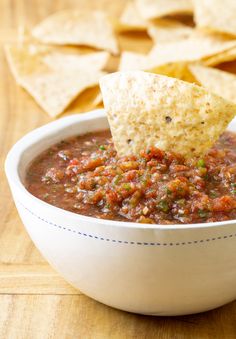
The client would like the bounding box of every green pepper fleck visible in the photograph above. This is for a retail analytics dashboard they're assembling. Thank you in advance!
[197,159,206,168]
[123,183,131,191]
[166,187,172,195]
[114,175,122,185]
[209,191,218,198]
[158,200,169,213]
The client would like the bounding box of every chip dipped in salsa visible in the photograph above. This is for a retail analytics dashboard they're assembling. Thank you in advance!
[25,129,236,225]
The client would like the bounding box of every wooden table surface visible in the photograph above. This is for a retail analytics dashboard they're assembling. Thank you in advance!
[0,0,236,338]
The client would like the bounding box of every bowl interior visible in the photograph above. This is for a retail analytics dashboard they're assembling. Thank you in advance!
[5,109,236,230]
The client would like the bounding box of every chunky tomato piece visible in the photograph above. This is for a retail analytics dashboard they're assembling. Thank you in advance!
[26,130,236,225]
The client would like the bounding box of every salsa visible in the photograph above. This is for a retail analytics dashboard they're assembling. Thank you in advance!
[25,130,236,224]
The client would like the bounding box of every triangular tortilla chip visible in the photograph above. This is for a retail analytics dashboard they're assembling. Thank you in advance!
[189,64,236,103]
[149,32,236,65]
[100,71,236,157]
[135,0,193,20]
[193,0,236,37]
[32,10,119,54]
[119,51,193,81]
[22,71,104,118]
[118,0,147,31]
[120,32,236,72]
[5,44,105,117]
[147,18,193,43]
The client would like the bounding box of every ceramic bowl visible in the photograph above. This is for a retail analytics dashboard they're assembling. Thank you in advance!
[5,109,236,316]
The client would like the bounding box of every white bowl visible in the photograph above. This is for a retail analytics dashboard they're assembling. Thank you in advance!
[5,109,236,316]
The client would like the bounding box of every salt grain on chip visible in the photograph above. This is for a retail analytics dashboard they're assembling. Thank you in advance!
[32,10,119,54]
[100,71,236,157]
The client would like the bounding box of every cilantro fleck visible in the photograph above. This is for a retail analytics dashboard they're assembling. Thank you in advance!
[114,175,122,185]
[209,191,218,198]
[177,199,186,206]
[198,209,208,218]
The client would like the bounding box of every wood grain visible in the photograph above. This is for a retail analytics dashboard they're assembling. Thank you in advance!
[0,295,235,339]
[0,0,236,338]
[0,264,78,295]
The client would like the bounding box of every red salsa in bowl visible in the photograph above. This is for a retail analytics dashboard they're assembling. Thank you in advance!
[25,130,236,225]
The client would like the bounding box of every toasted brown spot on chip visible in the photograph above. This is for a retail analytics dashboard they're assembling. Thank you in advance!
[165,116,172,123]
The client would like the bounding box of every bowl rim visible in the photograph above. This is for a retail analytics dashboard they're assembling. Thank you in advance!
[5,108,236,230]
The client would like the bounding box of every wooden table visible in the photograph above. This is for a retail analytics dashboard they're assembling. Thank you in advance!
[0,1,235,338]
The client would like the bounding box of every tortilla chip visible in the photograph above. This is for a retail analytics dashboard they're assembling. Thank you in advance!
[135,0,193,20]
[119,51,149,71]
[100,71,236,157]
[65,86,103,115]
[147,18,193,43]
[120,32,236,72]
[189,64,236,103]
[118,1,147,31]
[119,51,191,80]
[5,43,105,117]
[43,51,110,72]
[193,0,236,37]
[5,44,47,82]
[149,32,236,64]
[203,47,236,66]
[32,10,119,54]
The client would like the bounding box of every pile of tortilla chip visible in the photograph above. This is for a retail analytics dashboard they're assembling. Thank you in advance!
[5,10,116,117]
[5,1,236,117]
[118,0,236,100]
